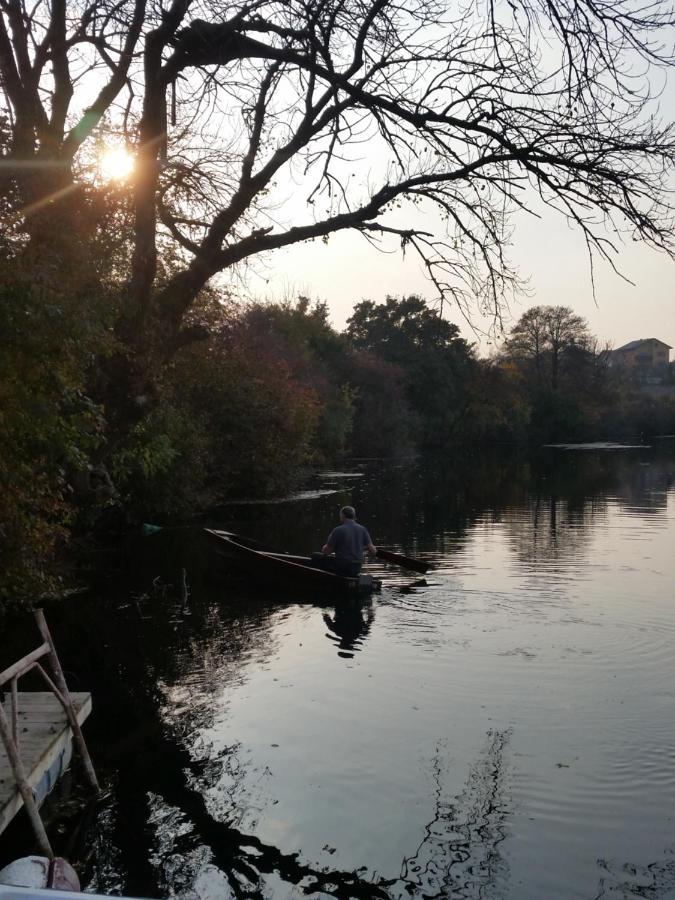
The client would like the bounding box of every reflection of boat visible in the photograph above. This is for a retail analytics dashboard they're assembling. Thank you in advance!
[204,530,382,595]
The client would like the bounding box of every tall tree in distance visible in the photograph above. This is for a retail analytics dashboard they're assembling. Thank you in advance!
[504,306,590,390]
[347,295,476,448]
[2,0,675,439]
[500,304,610,440]
[545,307,590,392]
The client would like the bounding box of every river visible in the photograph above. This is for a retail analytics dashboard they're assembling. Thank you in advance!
[1,443,674,899]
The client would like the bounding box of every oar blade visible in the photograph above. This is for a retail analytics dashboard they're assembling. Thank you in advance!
[376,548,429,573]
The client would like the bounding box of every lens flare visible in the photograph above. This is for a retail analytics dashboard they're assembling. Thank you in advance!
[99,145,135,180]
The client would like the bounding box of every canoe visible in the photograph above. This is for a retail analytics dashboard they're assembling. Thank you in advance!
[203,529,382,595]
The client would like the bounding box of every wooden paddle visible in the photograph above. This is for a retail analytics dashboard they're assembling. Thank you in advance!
[376,548,429,574]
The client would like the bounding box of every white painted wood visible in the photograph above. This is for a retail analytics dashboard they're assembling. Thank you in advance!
[0,888,145,900]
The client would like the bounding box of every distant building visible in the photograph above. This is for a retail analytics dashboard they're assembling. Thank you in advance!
[613,338,672,383]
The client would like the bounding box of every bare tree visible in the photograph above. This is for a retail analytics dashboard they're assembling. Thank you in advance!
[545,305,589,390]
[501,304,550,383]
[2,0,675,421]
[502,304,591,389]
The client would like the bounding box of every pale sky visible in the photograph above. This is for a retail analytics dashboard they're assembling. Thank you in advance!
[251,203,674,355]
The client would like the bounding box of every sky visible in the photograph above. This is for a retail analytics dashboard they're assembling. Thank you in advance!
[250,199,674,355]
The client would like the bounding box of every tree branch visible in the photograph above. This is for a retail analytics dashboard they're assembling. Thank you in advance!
[63,0,147,157]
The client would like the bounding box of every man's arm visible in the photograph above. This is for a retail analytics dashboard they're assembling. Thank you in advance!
[322,527,337,555]
[366,542,377,555]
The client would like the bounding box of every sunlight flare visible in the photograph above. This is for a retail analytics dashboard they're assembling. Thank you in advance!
[99,145,135,181]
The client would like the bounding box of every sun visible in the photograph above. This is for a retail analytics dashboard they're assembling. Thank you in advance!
[99,145,135,181]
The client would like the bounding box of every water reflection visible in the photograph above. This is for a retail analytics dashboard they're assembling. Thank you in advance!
[393,729,512,900]
[594,855,675,899]
[502,494,607,571]
[87,713,514,899]
[1,444,674,899]
[323,599,375,658]
[87,716,394,899]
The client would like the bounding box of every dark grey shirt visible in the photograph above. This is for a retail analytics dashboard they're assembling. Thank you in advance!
[326,520,373,563]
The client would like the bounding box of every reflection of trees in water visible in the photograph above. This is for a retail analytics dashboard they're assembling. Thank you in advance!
[82,714,393,900]
[323,600,375,658]
[85,719,512,900]
[526,449,673,518]
[593,854,675,899]
[387,453,535,559]
[344,448,674,568]
[500,450,674,569]
[502,493,607,570]
[598,451,673,514]
[37,536,515,900]
[391,729,512,900]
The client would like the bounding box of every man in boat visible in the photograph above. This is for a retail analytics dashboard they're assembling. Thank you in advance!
[318,506,377,577]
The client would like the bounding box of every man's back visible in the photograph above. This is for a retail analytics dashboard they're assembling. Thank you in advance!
[326,520,373,564]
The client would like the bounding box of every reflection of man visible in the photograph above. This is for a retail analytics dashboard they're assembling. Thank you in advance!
[324,601,376,658]
[321,506,377,577]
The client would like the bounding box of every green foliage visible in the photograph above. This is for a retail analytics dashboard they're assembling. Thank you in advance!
[497,305,675,442]
[463,361,532,444]
[348,295,464,360]
[498,305,595,440]
[595,388,675,439]
[0,275,111,610]
[347,295,477,449]
[0,128,127,609]
[346,352,415,458]
[170,309,323,501]
[315,385,355,458]
[110,399,211,518]
[236,298,354,460]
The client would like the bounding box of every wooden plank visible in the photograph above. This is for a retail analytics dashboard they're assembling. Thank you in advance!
[0,692,92,836]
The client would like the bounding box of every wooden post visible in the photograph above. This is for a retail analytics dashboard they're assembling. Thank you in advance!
[0,698,54,859]
[10,676,19,748]
[33,610,100,794]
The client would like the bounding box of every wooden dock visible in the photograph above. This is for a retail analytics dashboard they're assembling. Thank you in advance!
[0,692,92,837]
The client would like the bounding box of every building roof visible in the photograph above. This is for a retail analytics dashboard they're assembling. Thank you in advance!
[615,338,672,353]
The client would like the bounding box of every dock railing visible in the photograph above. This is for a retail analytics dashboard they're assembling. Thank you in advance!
[0,610,99,858]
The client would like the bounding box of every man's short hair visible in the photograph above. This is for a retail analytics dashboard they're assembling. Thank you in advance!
[340,505,356,519]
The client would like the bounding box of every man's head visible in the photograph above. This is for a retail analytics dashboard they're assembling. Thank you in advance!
[340,505,356,522]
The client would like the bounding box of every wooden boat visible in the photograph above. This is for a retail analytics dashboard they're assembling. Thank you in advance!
[203,529,382,595]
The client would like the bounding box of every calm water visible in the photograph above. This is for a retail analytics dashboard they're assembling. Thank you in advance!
[2,445,674,899]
